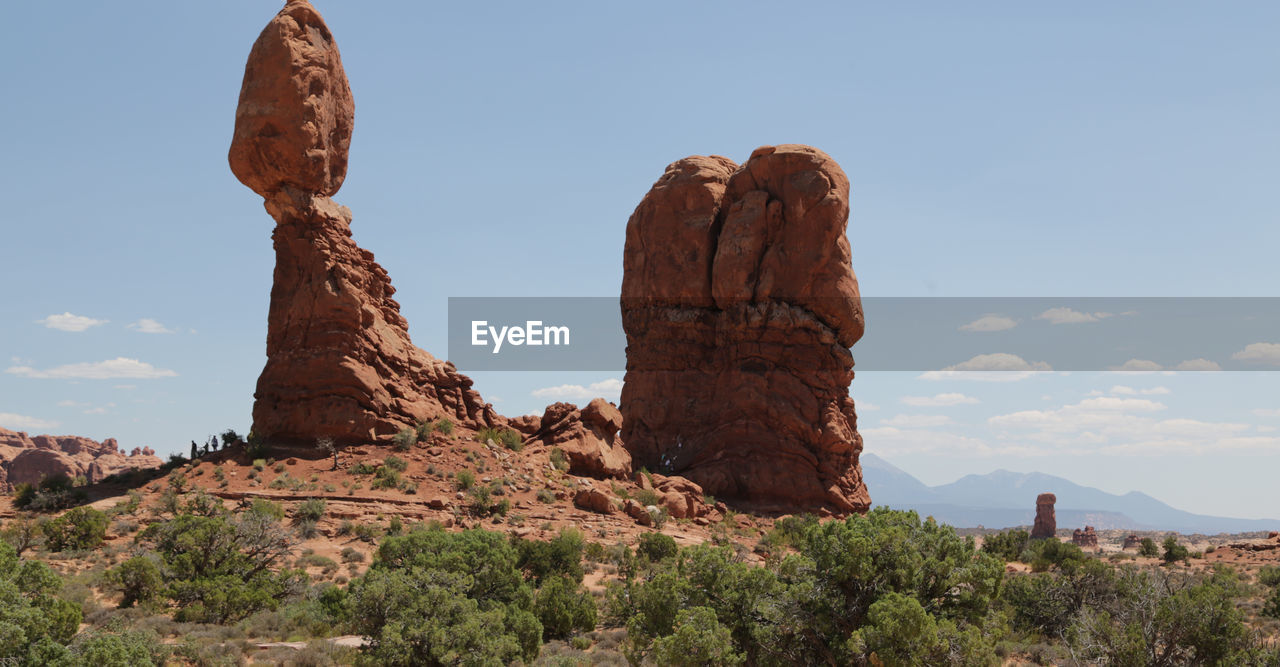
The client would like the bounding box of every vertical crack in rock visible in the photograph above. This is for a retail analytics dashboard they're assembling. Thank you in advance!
[620,145,870,513]
[230,1,497,445]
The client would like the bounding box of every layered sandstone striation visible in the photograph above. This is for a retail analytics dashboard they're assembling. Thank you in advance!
[1032,493,1057,539]
[230,1,496,445]
[0,428,163,489]
[620,145,868,512]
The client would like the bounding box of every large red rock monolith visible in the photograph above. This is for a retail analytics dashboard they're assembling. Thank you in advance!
[619,145,868,512]
[230,1,496,444]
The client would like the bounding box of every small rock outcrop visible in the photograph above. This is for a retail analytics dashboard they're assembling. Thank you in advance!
[531,400,631,479]
[230,0,496,445]
[0,428,163,489]
[1122,534,1143,550]
[1031,493,1057,539]
[620,145,868,512]
[1072,526,1098,548]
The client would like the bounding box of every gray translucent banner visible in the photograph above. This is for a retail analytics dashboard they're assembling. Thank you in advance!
[447,297,1280,372]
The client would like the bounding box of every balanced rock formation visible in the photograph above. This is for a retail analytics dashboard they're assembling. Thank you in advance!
[0,428,163,489]
[230,1,496,445]
[531,400,631,479]
[1122,534,1143,550]
[1072,525,1098,548]
[1031,493,1057,538]
[620,145,868,512]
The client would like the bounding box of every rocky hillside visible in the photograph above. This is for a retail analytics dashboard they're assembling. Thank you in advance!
[0,427,162,490]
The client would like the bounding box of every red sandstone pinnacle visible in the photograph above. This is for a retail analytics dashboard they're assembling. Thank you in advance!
[1032,493,1057,538]
[230,2,496,445]
[619,145,868,513]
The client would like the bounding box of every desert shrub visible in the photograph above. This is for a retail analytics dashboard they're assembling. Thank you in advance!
[1004,557,1117,636]
[535,575,598,640]
[516,528,585,585]
[103,554,164,608]
[848,592,995,666]
[636,532,678,563]
[634,488,663,508]
[353,522,381,543]
[1258,565,1280,588]
[350,461,378,476]
[346,526,541,664]
[1139,537,1159,557]
[12,474,86,512]
[370,468,401,491]
[1067,566,1255,664]
[294,498,326,524]
[136,504,306,623]
[392,427,416,451]
[60,625,167,666]
[549,447,569,471]
[537,488,556,504]
[0,541,82,660]
[42,506,109,552]
[1021,537,1086,572]
[220,429,241,447]
[340,547,365,563]
[982,529,1030,562]
[455,470,476,490]
[649,606,743,666]
[436,418,455,436]
[387,515,403,536]
[1162,535,1190,564]
[384,455,408,472]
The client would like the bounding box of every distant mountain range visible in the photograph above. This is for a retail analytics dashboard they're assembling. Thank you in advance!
[862,453,1278,534]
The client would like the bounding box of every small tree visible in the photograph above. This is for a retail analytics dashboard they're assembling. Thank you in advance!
[317,437,338,470]
[649,607,744,667]
[1139,537,1159,557]
[1,515,43,555]
[534,575,597,639]
[42,506,109,552]
[104,555,164,607]
[1162,535,1190,564]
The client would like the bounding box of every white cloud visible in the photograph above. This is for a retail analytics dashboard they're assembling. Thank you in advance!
[1259,425,1278,433]
[1109,385,1169,396]
[0,412,59,431]
[128,318,176,335]
[901,393,979,407]
[83,407,109,415]
[880,414,953,428]
[531,378,623,401]
[1254,408,1280,418]
[959,315,1017,332]
[37,312,107,332]
[1231,343,1280,366]
[113,384,137,390]
[855,402,880,411]
[920,353,1051,381]
[1036,307,1112,325]
[6,357,178,380]
[1110,359,1163,372]
[1173,358,1222,371]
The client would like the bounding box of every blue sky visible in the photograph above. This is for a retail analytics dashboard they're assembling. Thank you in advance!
[2,2,1278,518]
